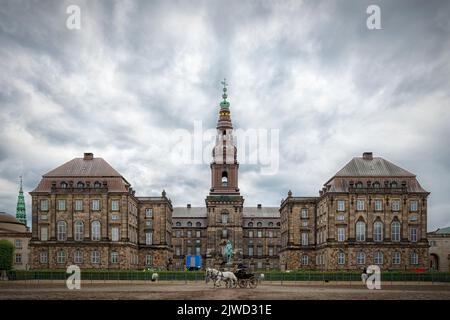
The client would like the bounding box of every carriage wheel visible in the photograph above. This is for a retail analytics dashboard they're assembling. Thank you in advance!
[248,277,258,289]
[238,279,247,288]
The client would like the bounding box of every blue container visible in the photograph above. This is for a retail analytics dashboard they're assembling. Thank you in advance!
[185,255,202,270]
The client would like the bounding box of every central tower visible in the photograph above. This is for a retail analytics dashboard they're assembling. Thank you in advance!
[205,80,244,267]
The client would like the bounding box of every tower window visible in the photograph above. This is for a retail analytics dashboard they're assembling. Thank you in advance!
[221,171,228,186]
[223,130,226,136]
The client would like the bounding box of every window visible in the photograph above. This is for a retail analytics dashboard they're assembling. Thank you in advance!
[196,222,201,227]
[390,181,398,188]
[374,200,383,211]
[248,247,254,256]
[112,214,120,221]
[357,252,365,265]
[40,199,49,211]
[196,231,201,238]
[336,215,345,221]
[391,221,401,242]
[75,199,83,211]
[268,247,274,256]
[356,221,366,241]
[373,221,383,242]
[268,231,273,238]
[40,214,48,220]
[91,221,101,241]
[112,227,119,241]
[392,252,401,265]
[187,247,192,255]
[301,232,308,246]
[337,200,345,212]
[57,221,67,241]
[94,181,101,188]
[40,251,48,264]
[175,246,181,256]
[409,215,418,222]
[410,200,418,212]
[301,255,309,265]
[15,253,22,264]
[91,251,100,264]
[60,182,68,188]
[248,230,254,238]
[374,251,383,265]
[15,239,22,249]
[145,208,153,218]
[112,200,120,211]
[373,182,381,188]
[92,199,100,211]
[77,182,84,188]
[392,200,400,211]
[221,171,228,186]
[301,208,308,219]
[410,252,418,265]
[74,221,84,241]
[74,250,83,264]
[195,247,201,256]
[257,246,263,256]
[248,222,253,227]
[176,222,181,227]
[187,230,192,238]
[257,261,263,270]
[337,228,345,242]
[145,255,153,266]
[410,227,418,242]
[146,231,153,245]
[337,252,345,265]
[356,199,365,211]
[57,250,66,264]
[222,229,228,238]
[40,226,48,241]
[257,230,262,238]
[257,222,262,227]
[187,221,192,227]
[111,252,119,264]
[355,182,363,188]
[268,222,273,227]
[221,213,228,224]
[57,199,66,211]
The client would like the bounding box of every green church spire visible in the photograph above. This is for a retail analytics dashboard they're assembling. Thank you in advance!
[219,78,230,109]
[16,176,27,226]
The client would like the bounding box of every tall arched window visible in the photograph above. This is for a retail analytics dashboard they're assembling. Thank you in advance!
[391,221,401,242]
[57,221,67,241]
[337,251,345,265]
[373,221,383,242]
[74,221,84,241]
[356,221,366,242]
[357,251,365,265]
[74,250,83,264]
[91,221,101,241]
[221,171,228,187]
[374,251,384,265]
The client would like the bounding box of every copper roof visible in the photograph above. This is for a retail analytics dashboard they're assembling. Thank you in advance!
[44,157,122,177]
[0,212,28,233]
[334,156,415,178]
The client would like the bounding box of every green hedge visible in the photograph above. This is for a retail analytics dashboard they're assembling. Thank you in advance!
[7,270,450,282]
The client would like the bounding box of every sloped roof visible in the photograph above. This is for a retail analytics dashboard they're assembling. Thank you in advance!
[435,227,450,235]
[0,212,28,233]
[44,157,122,177]
[173,207,207,217]
[335,157,415,178]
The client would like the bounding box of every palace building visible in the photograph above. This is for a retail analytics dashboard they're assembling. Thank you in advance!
[29,84,430,271]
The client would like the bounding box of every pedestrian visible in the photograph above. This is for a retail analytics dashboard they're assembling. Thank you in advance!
[361,267,368,284]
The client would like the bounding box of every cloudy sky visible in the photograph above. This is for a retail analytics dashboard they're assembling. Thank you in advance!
[0,0,449,230]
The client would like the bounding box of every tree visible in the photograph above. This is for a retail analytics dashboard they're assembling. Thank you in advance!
[0,240,14,279]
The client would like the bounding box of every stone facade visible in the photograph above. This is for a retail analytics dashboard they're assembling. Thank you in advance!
[0,212,32,270]
[428,227,450,272]
[28,86,431,272]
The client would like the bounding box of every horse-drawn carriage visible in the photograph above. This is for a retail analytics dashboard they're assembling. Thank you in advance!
[206,266,258,289]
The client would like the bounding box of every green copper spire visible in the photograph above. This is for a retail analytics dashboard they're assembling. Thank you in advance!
[16,176,27,226]
[219,78,230,109]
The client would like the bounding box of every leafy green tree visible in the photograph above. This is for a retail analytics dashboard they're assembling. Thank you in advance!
[0,240,14,271]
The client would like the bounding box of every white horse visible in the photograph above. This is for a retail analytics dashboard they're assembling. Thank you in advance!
[205,267,237,288]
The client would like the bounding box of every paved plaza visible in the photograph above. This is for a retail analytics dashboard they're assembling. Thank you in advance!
[1,281,449,300]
